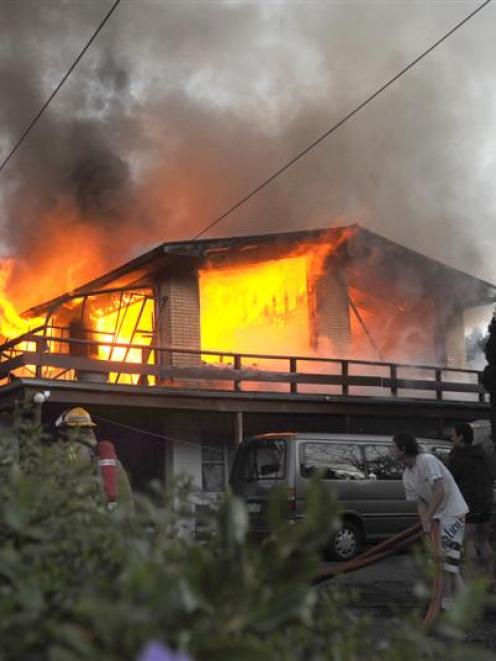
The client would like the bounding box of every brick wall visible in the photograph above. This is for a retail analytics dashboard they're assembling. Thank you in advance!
[310,259,351,358]
[444,308,468,369]
[154,267,201,369]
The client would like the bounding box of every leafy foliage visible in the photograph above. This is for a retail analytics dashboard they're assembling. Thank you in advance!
[0,410,493,660]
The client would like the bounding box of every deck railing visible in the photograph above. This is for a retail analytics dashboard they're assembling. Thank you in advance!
[0,326,487,402]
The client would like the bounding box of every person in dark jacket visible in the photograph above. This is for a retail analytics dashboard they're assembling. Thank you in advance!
[449,422,494,584]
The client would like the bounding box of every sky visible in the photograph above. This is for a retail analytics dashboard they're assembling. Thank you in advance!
[0,0,495,311]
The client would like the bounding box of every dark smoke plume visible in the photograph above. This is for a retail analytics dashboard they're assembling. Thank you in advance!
[0,1,495,310]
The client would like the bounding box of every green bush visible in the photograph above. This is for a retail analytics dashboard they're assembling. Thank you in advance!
[0,410,493,660]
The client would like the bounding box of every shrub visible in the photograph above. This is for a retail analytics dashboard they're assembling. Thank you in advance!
[0,410,493,660]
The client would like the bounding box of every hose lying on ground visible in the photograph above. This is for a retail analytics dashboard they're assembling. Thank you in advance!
[314,521,446,626]
[314,522,423,585]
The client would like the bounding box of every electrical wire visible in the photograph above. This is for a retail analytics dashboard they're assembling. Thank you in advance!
[192,0,492,241]
[0,0,122,176]
[92,413,222,453]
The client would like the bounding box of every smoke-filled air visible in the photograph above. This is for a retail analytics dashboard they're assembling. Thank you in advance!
[0,0,495,322]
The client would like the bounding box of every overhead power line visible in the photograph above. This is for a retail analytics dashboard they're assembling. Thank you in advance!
[0,0,122,176]
[192,0,492,240]
[92,414,220,453]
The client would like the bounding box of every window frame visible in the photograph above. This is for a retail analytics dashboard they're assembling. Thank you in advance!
[298,441,367,480]
[231,439,287,483]
[201,438,230,493]
[363,443,404,481]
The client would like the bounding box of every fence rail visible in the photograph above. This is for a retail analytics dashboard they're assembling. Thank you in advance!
[0,327,487,402]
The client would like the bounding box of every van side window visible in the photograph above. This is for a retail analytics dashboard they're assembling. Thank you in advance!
[300,443,366,480]
[365,445,403,480]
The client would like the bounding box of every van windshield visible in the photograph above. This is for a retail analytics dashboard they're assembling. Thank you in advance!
[231,439,286,482]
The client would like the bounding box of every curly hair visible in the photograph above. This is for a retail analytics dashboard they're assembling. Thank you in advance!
[393,432,421,456]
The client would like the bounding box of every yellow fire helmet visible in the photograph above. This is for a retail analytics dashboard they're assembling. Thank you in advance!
[55,407,96,428]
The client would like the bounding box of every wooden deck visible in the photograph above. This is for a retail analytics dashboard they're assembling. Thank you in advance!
[0,326,487,402]
[0,326,489,436]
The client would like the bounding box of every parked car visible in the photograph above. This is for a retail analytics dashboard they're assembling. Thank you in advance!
[229,432,455,561]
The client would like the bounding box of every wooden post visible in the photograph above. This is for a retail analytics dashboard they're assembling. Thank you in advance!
[34,337,44,378]
[435,368,443,401]
[390,364,398,397]
[142,346,151,365]
[289,357,297,394]
[138,346,151,386]
[235,411,244,445]
[342,361,349,396]
[478,372,486,403]
[234,354,242,391]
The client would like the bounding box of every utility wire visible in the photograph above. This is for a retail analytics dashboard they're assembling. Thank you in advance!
[192,0,492,240]
[93,414,221,453]
[0,0,122,176]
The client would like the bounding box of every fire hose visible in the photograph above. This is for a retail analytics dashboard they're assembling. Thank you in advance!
[313,522,443,624]
[314,522,423,582]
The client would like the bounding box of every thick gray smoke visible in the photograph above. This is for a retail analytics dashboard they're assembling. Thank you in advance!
[1,0,495,308]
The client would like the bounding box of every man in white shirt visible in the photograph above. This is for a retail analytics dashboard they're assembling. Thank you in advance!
[392,432,468,623]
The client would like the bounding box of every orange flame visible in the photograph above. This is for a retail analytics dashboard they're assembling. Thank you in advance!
[199,229,353,363]
[1,213,358,383]
[90,294,155,384]
[200,254,310,362]
[0,200,127,344]
[0,260,44,341]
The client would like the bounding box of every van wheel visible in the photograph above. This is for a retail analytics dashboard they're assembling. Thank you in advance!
[326,521,362,561]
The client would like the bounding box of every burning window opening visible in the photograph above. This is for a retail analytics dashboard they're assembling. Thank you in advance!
[57,289,156,385]
[0,288,156,386]
[198,237,349,371]
[199,254,311,367]
[90,293,155,385]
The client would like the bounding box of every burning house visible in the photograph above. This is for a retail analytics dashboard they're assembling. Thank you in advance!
[0,224,495,495]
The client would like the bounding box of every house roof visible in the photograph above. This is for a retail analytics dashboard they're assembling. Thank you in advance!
[26,224,496,316]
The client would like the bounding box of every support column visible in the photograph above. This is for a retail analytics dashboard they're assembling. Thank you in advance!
[234,411,244,445]
[154,264,201,372]
[437,308,468,369]
[163,411,202,489]
[309,258,351,358]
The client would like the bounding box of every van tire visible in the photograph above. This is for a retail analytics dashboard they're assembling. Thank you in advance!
[326,520,362,561]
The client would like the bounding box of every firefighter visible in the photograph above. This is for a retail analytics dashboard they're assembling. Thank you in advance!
[55,407,134,512]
